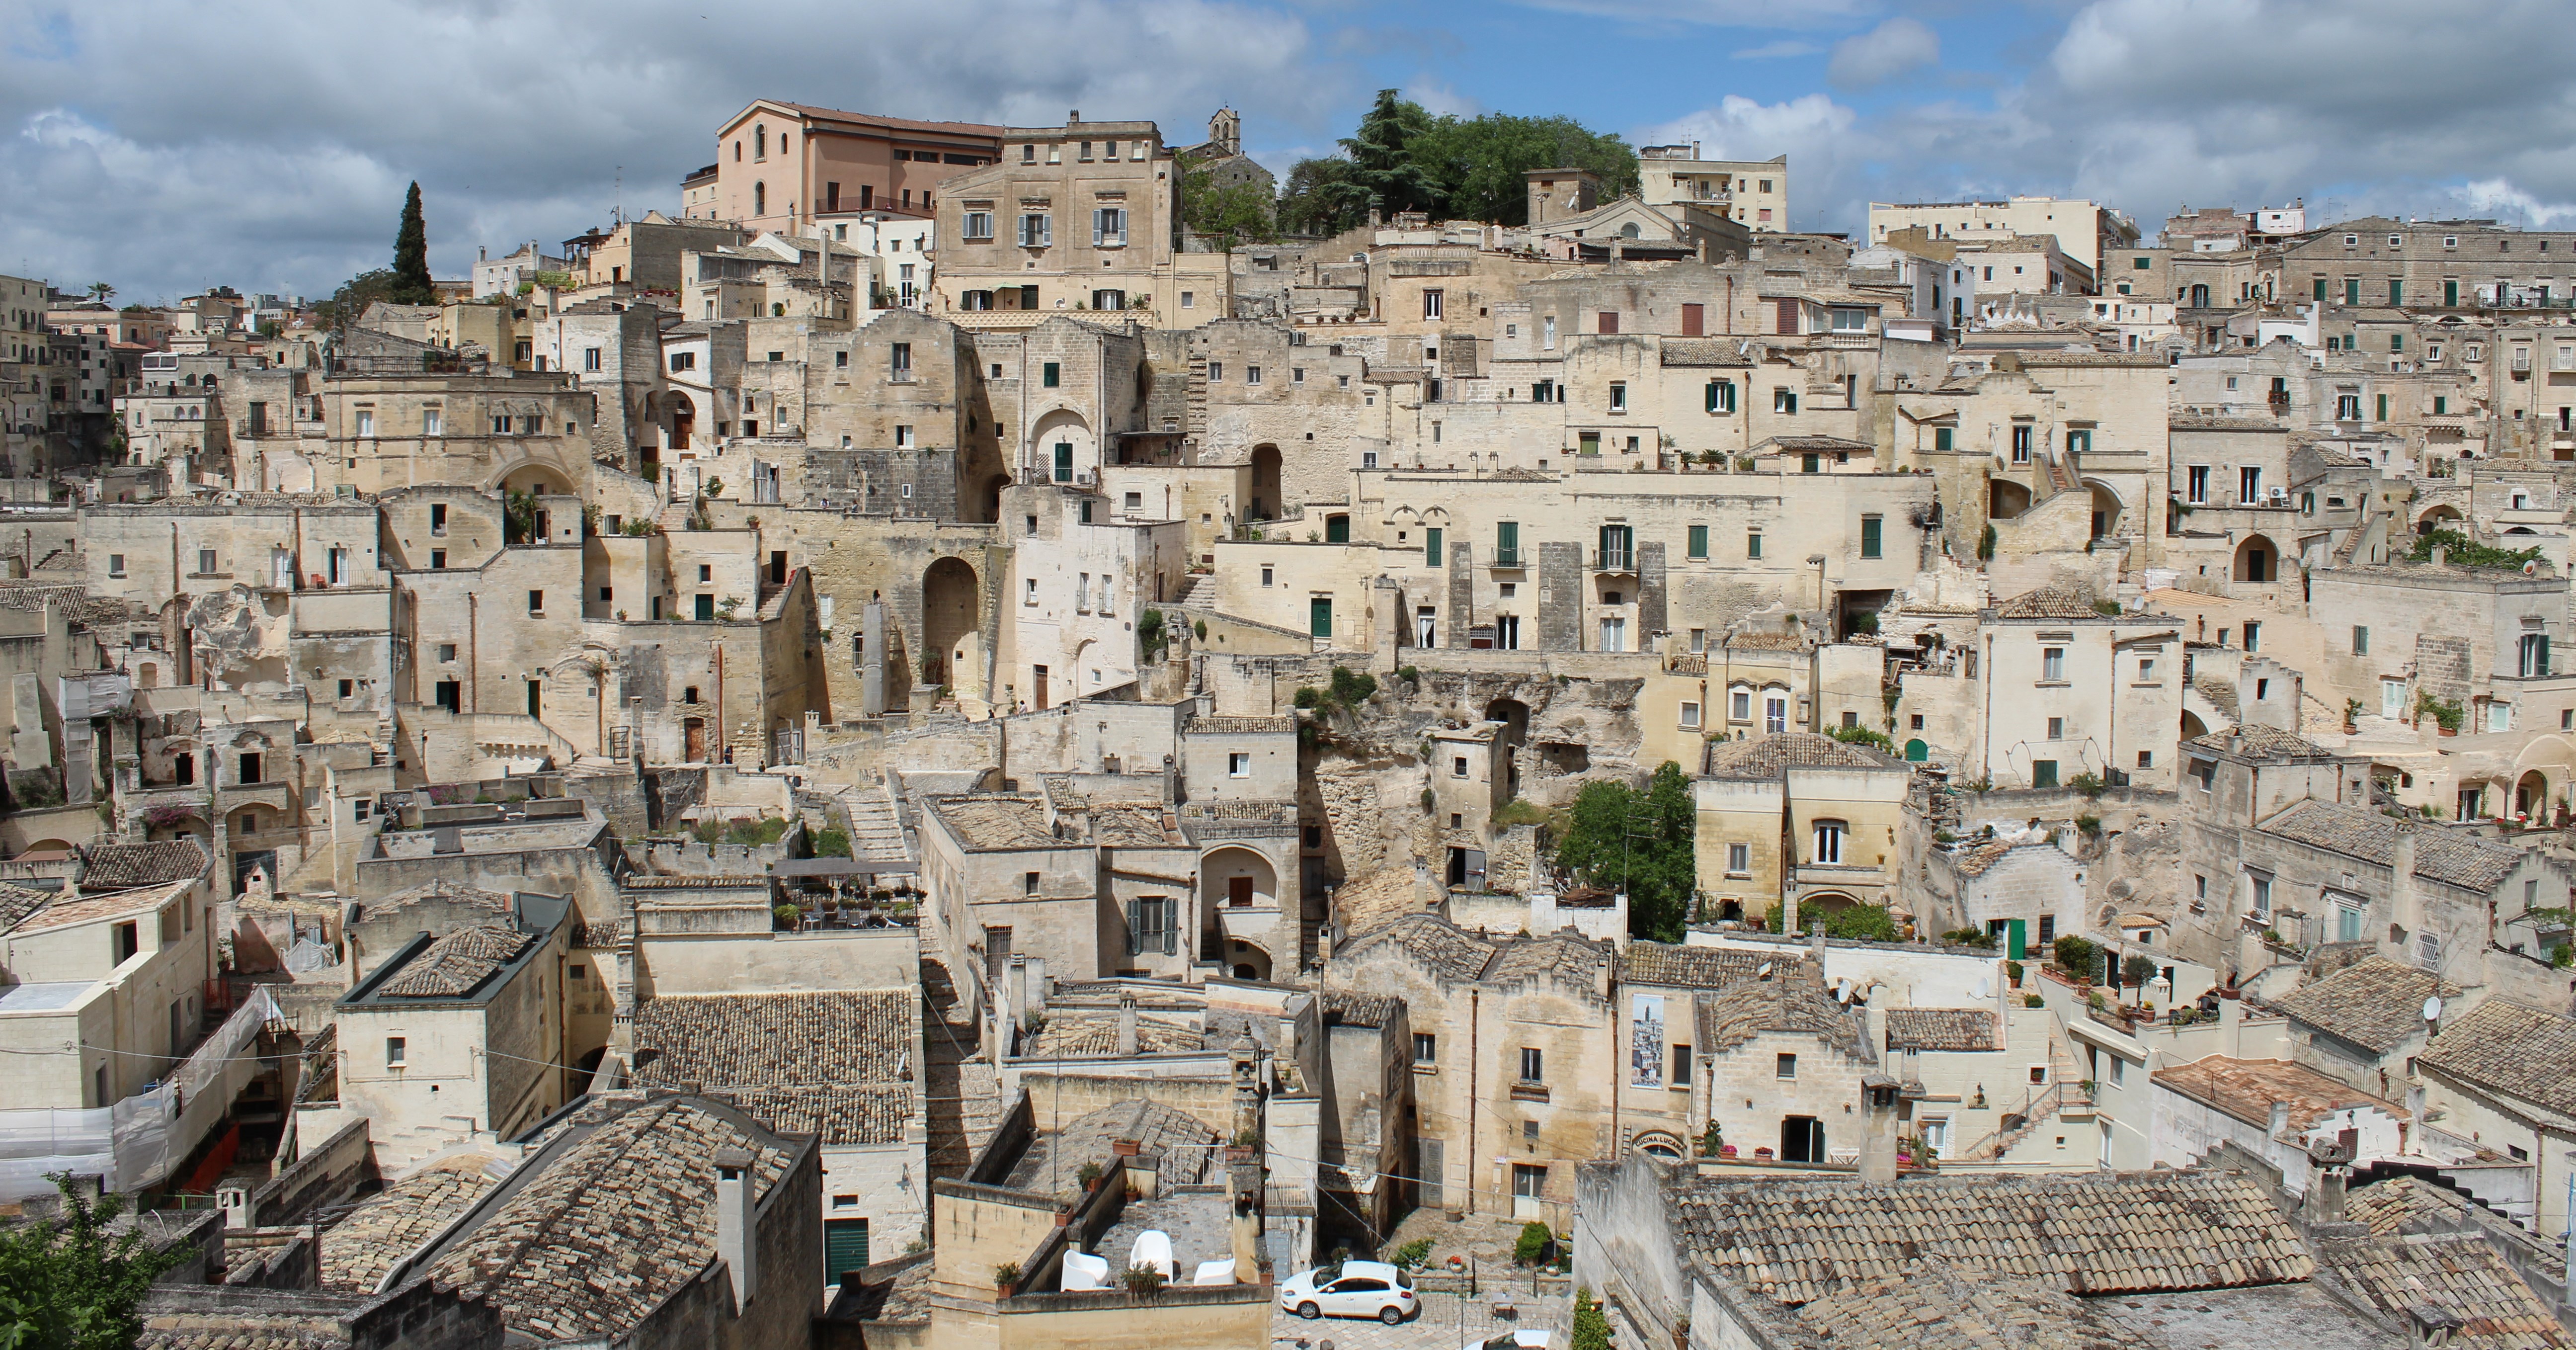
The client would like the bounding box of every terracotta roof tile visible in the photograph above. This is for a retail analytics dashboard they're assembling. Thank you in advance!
[2420,999,2576,1120]
[1621,940,1768,990]
[1884,1008,2000,1052]
[2319,1231,2574,1349]
[2258,802,2523,893]
[376,926,536,998]
[1704,732,1900,779]
[631,992,917,1146]
[1692,967,1872,1062]
[79,839,208,889]
[318,1157,500,1291]
[2270,957,2461,1054]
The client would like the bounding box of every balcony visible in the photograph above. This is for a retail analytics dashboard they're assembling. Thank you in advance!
[1491,548,1522,568]
[1592,548,1636,574]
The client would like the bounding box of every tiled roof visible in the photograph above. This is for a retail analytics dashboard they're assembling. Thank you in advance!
[2270,956,2460,1053]
[2150,1057,2405,1135]
[1673,1171,2313,1305]
[425,1095,797,1341]
[1659,339,1758,368]
[1621,940,1768,990]
[0,882,56,933]
[1884,1008,2000,1052]
[929,795,1058,850]
[1943,840,2019,878]
[377,926,536,998]
[1704,732,1898,779]
[2193,675,2241,717]
[2318,1231,2574,1349]
[138,1289,366,1350]
[1323,990,1400,1028]
[1088,803,1179,846]
[79,839,208,889]
[2258,801,2524,893]
[1358,913,1495,982]
[2420,998,2576,1120]
[631,992,917,1146]
[2187,724,2332,759]
[2346,1175,2478,1237]
[1022,1012,1202,1057]
[10,878,190,933]
[1190,715,1293,734]
[1333,866,1431,939]
[319,1156,500,1290]
[1485,931,1612,991]
[363,879,513,915]
[1003,1099,1213,1204]
[1786,1263,2150,1349]
[1693,969,1872,1062]
[1991,586,2110,619]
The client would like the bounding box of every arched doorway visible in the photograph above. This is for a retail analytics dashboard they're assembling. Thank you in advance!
[2417,505,2463,534]
[1485,698,1529,797]
[973,473,1010,524]
[921,558,979,688]
[2087,482,2123,542]
[2516,769,2550,819]
[2235,535,2280,583]
[2180,710,2209,742]
[1904,738,1928,762]
[1031,410,1094,485]
[1201,846,1278,913]
[1225,939,1273,982]
[666,392,695,458]
[1250,445,1282,520]
[1990,479,2032,521]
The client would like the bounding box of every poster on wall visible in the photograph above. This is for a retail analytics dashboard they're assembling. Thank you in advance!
[1630,993,1665,1088]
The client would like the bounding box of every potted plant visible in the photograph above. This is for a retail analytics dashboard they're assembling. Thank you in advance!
[1121,1264,1167,1295]
[993,1262,1021,1294]
[1076,1161,1104,1190]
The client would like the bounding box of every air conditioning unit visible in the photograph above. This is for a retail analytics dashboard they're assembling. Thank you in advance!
[2267,486,2289,502]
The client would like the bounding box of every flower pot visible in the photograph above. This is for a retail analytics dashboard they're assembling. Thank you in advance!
[1111,1138,1142,1158]
[2438,726,2457,737]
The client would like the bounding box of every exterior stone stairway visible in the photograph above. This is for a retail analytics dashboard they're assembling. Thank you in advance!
[920,959,1001,1178]
[1171,572,1214,608]
[843,786,912,865]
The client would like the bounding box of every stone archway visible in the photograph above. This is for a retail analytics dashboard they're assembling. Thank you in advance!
[1202,845,1278,913]
[2516,769,2551,820]
[2085,480,2123,541]
[921,557,980,690]
[2235,534,2282,583]
[1990,479,2032,521]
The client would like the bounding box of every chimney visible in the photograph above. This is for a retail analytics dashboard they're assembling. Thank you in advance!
[2392,827,2422,938]
[1810,917,1829,963]
[2308,1163,2350,1224]
[1781,892,1801,940]
[713,1146,759,1308]
[1858,1076,1902,1182]
[2406,1303,2463,1348]
[1117,996,1139,1057]
[2430,544,2448,568]
[1068,110,1081,125]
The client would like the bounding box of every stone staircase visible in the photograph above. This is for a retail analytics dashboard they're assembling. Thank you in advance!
[1171,573,1214,608]
[921,958,1002,1178]
[843,786,912,865]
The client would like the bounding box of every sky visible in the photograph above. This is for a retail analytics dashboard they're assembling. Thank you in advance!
[7,0,2576,304]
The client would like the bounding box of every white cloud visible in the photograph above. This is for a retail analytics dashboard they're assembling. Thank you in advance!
[1508,0,1870,26]
[1827,17,1938,89]
[1406,80,1485,118]
[1733,40,1824,60]
[0,0,1346,299]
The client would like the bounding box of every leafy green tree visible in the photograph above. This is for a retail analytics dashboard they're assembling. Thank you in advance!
[1278,157,1366,237]
[1571,1286,1612,1350]
[390,181,437,305]
[1180,163,1276,249]
[1337,89,1437,219]
[1551,762,1693,940]
[1409,113,1639,225]
[84,281,114,303]
[316,267,403,330]
[0,1176,192,1350]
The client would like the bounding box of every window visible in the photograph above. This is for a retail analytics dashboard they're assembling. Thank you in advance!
[527,590,544,615]
[353,408,375,437]
[886,341,913,381]
[2046,716,2065,740]
[894,424,913,448]
[2041,647,2065,681]
[1776,1053,1797,1080]
[2138,656,2156,681]
[386,1037,406,1068]
[1091,207,1126,247]
[1598,310,1618,334]
[2066,428,2091,454]
[2186,465,2208,504]
[1017,212,1051,247]
[1726,842,1749,874]
[1452,756,1469,778]
[1705,379,1735,414]
[2522,632,2552,677]
[1208,361,1223,383]
[1747,530,1763,560]
[1229,752,1251,778]
[1520,1047,1543,1083]
[2011,424,2031,463]
[1680,701,1701,730]
[963,210,993,241]
[1425,526,1443,566]
[422,407,442,436]
[1247,365,1262,385]
[1042,361,1060,388]
[1672,1045,1692,1086]
[1773,387,1797,414]
[1688,524,1708,559]
[1730,688,1752,722]
[1608,382,1626,412]
[1811,819,1845,864]
[2031,760,2059,789]
[1764,693,1787,734]
[1422,288,1444,320]
[1859,515,1881,559]
[1414,1033,1437,1064]
[2250,872,2272,917]
[2353,625,2370,656]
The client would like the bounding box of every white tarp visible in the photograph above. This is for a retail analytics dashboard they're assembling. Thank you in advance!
[0,987,280,1199]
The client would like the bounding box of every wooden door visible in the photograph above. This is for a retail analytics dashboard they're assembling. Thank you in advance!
[1032,665,1048,711]
[1229,875,1254,908]
[684,717,706,761]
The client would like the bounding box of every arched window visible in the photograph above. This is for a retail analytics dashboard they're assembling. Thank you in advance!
[753,181,765,216]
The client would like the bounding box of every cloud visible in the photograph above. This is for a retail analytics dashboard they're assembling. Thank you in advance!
[1827,17,1938,89]
[1733,40,1823,60]
[1508,0,1871,25]
[0,0,1347,300]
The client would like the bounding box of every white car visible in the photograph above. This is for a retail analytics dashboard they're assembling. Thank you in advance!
[1276,1259,1419,1324]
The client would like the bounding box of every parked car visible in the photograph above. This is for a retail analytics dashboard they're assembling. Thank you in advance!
[1276,1259,1419,1324]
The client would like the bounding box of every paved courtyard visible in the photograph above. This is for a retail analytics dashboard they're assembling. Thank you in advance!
[1270,1285,1569,1350]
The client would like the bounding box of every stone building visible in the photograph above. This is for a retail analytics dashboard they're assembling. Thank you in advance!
[1692,732,1910,930]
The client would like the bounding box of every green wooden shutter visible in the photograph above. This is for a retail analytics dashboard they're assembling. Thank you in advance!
[2376,394,2389,421]
[1053,443,1073,481]
[1325,514,1349,543]
[2389,279,2403,305]
[1125,899,1143,955]
[2539,635,2552,675]
[1310,597,1331,637]
[1497,521,1519,566]
[2345,278,2359,305]
[1425,527,1443,567]
[825,1218,870,1284]
[2313,278,2328,301]
[2446,280,2459,306]
[1688,525,1708,559]
[1160,899,1177,955]
[1934,426,1953,452]
[1859,516,1881,559]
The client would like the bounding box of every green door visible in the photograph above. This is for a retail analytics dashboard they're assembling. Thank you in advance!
[825,1217,870,1285]
[2004,918,2026,962]
[1325,514,1350,543]
[1310,597,1332,637]
[1424,526,1443,566]
[1904,738,1927,762]
[2032,759,2059,789]
[1053,442,1073,482]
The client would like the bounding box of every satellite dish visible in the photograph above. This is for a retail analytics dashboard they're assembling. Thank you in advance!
[2422,995,2444,1023]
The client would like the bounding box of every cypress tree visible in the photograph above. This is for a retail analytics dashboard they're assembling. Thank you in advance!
[390,181,436,305]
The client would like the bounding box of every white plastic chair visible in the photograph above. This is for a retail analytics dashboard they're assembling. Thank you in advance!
[1128,1229,1176,1280]
[1191,1258,1237,1286]
[1060,1250,1111,1291]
